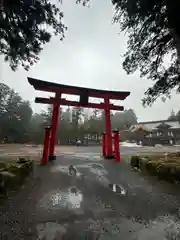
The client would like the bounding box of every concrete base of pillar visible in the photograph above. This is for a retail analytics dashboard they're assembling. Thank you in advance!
[104,155,114,159]
[48,155,56,161]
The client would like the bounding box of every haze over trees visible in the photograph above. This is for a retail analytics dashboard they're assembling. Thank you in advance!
[0,83,137,144]
[168,109,180,122]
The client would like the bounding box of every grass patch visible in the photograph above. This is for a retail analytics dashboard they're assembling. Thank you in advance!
[130,152,180,183]
[0,157,33,200]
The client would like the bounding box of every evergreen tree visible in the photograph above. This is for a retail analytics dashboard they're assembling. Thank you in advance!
[112,0,180,106]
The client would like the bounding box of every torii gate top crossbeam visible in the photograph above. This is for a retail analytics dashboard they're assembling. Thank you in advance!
[28,77,130,100]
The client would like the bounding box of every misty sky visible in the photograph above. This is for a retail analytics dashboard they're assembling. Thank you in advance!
[1,0,180,122]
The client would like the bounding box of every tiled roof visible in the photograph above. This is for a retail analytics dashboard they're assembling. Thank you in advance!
[130,120,180,131]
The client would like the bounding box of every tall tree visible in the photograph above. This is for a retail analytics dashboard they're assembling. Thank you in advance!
[72,107,83,126]
[0,83,33,142]
[29,113,45,144]
[112,0,180,106]
[176,110,180,123]
[167,109,180,122]
[168,109,176,121]
[69,107,84,140]
[88,109,102,134]
[112,109,137,130]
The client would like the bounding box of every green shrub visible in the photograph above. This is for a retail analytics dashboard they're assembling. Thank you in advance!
[155,163,173,182]
[168,152,180,158]
[130,156,140,168]
[0,158,33,200]
[173,166,180,181]
[130,153,180,183]
[0,162,7,169]
[145,161,158,175]
[139,157,149,172]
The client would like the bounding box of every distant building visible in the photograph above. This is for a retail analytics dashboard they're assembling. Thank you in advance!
[121,120,180,146]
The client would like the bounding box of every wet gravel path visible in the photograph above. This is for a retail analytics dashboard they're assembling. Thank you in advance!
[0,154,180,239]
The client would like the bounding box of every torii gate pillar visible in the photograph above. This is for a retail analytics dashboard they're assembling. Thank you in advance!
[49,94,61,161]
[104,97,113,158]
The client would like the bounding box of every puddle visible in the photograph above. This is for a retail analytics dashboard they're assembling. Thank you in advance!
[51,163,105,173]
[109,184,126,196]
[68,165,79,177]
[51,165,70,174]
[37,222,67,240]
[38,187,83,210]
[91,163,104,169]
[51,165,83,178]
[51,164,126,197]
[90,168,108,176]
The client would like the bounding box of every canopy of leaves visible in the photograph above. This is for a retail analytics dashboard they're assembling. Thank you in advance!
[112,0,180,106]
[0,83,33,143]
[0,0,92,71]
[0,0,67,71]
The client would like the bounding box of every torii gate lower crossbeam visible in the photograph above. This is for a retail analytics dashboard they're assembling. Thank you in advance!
[28,77,130,162]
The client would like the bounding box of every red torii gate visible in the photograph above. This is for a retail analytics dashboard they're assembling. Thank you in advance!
[28,77,130,162]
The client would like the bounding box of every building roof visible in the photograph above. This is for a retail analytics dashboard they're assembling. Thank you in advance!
[129,125,151,132]
[131,120,180,131]
[138,119,179,125]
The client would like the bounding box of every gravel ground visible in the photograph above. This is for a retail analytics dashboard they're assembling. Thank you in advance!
[0,144,180,157]
[0,150,180,239]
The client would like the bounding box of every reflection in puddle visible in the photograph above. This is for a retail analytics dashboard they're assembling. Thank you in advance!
[51,165,70,174]
[89,165,110,187]
[90,168,108,176]
[109,184,126,196]
[51,165,83,178]
[51,163,105,174]
[51,164,126,197]
[52,187,83,209]
[91,163,104,169]
[68,165,78,176]
[39,187,83,210]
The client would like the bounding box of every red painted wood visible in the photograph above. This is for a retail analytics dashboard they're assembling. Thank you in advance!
[28,77,130,100]
[104,97,113,157]
[113,131,120,162]
[35,97,124,111]
[102,133,106,157]
[49,94,60,159]
[41,127,51,165]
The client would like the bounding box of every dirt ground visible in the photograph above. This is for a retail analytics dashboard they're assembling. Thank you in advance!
[1,150,180,239]
[0,143,180,158]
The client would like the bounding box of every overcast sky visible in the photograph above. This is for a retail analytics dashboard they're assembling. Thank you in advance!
[1,0,180,122]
